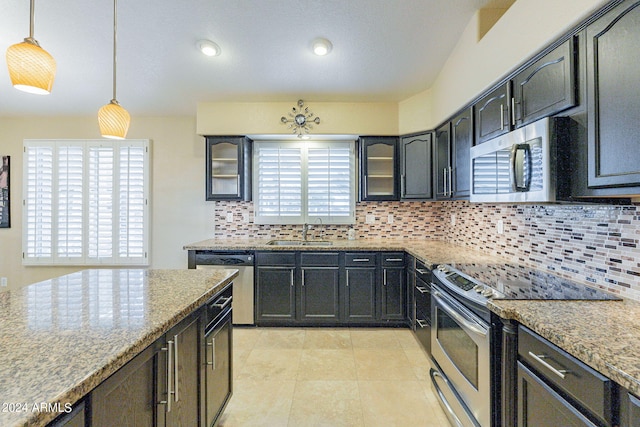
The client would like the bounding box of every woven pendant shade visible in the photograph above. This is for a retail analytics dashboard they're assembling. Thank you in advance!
[6,39,56,95]
[98,100,130,139]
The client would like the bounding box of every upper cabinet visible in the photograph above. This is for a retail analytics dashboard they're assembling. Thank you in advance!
[436,107,472,200]
[512,37,576,128]
[400,132,433,200]
[474,37,577,145]
[205,136,252,201]
[585,0,640,191]
[475,83,511,144]
[359,136,400,201]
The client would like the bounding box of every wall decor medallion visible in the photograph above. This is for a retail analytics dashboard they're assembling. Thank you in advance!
[280,99,320,138]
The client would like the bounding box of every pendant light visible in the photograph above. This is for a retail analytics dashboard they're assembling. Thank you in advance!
[6,0,56,95]
[98,0,130,139]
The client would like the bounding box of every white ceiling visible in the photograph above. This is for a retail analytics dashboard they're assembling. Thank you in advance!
[0,0,512,117]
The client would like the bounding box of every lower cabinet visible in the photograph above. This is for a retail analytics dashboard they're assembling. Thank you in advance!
[255,251,406,326]
[344,253,378,323]
[67,286,233,427]
[380,253,406,320]
[620,389,640,427]
[91,340,161,426]
[255,252,296,324]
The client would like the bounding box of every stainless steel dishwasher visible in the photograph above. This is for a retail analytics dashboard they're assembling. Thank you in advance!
[189,250,254,325]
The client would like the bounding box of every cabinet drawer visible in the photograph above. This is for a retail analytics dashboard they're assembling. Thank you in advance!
[381,252,405,266]
[415,260,431,282]
[345,252,377,267]
[518,326,614,425]
[255,251,296,266]
[300,252,339,266]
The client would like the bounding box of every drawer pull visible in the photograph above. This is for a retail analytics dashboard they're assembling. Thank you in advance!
[352,258,370,262]
[528,352,569,379]
[416,319,428,328]
[416,268,429,274]
[416,286,429,294]
[385,258,403,262]
[211,296,232,310]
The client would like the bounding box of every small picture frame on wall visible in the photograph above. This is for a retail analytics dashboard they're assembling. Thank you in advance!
[0,156,9,228]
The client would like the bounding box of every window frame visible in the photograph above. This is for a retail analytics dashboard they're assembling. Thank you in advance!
[252,139,356,225]
[22,139,151,266]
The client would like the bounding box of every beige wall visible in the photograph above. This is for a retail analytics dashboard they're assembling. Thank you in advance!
[197,101,399,136]
[0,116,211,290]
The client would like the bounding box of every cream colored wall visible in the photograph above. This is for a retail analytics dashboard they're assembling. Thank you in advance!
[197,101,399,136]
[399,0,611,133]
[0,116,210,290]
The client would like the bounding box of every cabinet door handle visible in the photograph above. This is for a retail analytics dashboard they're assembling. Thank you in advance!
[401,174,405,197]
[364,175,368,197]
[206,340,214,366]
[166,340,174,412]
[174,335,179,403]
[346,270,350,287]
[448,167,453,197]
[528,352,570,379]
[500,104,505,131]
[290,270,294,287]
[211,337,216,371]
[301,270,305,287]
[236,174,241,197]
[511,97,516,126]
[383,269,387,286]
[442,168,447,196]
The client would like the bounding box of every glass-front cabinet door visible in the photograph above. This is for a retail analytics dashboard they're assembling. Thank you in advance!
[205,136,251,201]
[359,136,399,201]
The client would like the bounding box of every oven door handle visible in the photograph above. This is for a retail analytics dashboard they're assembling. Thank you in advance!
[433,291,488,338]
[430,369,466,427]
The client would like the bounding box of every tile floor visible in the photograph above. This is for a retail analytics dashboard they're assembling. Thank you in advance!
[218,327,450,427]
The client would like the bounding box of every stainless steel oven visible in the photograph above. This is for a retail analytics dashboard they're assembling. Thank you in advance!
[431,266,492,427]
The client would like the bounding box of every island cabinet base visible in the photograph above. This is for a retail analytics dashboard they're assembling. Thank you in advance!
[51,284,233,427]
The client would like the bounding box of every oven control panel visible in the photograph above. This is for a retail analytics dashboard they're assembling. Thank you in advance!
[434,264,505,304]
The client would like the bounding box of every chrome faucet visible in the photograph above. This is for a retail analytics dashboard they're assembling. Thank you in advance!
[302,223,309,241]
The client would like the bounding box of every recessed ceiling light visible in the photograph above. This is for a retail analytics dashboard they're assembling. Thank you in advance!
[197,40,221,57]
[312,38,332,56]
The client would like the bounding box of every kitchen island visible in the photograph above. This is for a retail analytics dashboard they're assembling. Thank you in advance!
[0,268,237,427]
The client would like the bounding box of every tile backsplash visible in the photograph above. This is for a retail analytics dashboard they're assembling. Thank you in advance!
[212,200,640,301]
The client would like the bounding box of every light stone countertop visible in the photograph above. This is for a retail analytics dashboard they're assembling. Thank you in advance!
[186,237,640,397]
[0,268,237,427]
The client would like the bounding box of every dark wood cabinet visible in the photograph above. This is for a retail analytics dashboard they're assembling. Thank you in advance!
[517,362,599,427]
[299,252,340,322]
[202,303,232,427]
[49,401,85,427]
[359,136,400,201]
[435,122,451,199]
[586,0,640,191]
[205,136,251,201]
[162,315,200,427]
[91,341,161,427]
[620,389,640,427]
[380,253,405,320]
[475,83,511,144]
[400,133,433,199]
[255,252,296,324]
[344,253,377,322]
[435,108,472,200]
[450,108,473,198]
[512,37,576,128]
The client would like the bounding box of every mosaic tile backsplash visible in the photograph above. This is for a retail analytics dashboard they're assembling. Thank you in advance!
[212,200,640,301]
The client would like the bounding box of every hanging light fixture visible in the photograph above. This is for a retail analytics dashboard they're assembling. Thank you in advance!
[98,0,130,139]
[6,0,56,95]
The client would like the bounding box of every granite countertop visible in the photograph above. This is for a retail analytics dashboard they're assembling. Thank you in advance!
[184,237,501,267]
[490,298,640,396]
[0,268,238,427]
[186,237,640,397]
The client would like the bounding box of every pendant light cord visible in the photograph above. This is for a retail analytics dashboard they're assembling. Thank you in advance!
[112,0,118,102]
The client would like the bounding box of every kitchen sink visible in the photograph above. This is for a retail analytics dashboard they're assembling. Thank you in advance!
[265,239,333,246]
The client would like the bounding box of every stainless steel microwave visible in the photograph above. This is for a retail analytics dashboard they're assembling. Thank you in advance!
[470,116,570,203]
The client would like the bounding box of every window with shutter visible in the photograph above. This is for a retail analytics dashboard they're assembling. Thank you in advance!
[23,140,150,266]
[253,140,355,224]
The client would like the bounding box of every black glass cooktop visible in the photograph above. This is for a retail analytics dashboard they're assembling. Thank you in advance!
[448,262,621,301]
